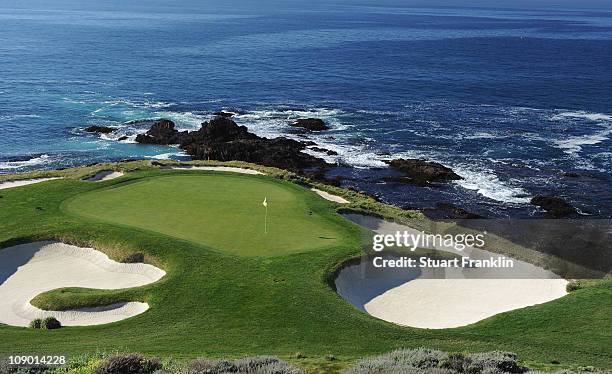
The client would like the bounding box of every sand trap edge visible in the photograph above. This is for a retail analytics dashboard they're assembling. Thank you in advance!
[0,178,63,190]
[311,188,349,204]
[84,170,125,182]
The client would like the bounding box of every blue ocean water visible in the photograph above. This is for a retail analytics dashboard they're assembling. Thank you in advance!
[1,1,611,217]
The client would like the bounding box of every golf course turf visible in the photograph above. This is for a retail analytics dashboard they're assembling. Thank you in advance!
[63,174,348,256]
[0,165,610,372]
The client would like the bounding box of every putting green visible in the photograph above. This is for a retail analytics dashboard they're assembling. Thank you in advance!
[63,173,346,256]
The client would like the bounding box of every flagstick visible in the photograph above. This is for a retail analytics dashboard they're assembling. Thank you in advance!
[264,205,268,234]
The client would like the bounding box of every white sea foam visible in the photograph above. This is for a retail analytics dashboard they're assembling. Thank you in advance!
[464,132,498,140]
[303,146,388,168]
[152,111,207,130]
[235,107,344,133]
[145,151,188,160]
[233,107,381,168]
[553,129,612,155]
[550,111,612,122]
[99,132,140,143]
[453,165,532,204]
[0,114,42,121]
[0,154,53,170]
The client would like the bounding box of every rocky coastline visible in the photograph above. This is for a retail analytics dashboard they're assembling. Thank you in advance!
[83,114,579,219]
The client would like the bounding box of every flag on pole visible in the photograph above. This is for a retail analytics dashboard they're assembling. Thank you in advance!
[263,197,268,234]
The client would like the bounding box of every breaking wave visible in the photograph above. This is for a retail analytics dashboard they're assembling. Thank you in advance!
[550,111,612,122]
[453,165,532,204]
[0,154,53,170]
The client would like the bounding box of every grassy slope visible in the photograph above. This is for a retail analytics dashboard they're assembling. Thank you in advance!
[0,166,610,372]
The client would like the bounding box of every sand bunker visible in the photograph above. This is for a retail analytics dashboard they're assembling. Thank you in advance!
[163,165,264,175]
[84,170,125,181]
[0,178,62,190]
[0,241,165,327]
[311,188,349,204]
[335,214,568,329]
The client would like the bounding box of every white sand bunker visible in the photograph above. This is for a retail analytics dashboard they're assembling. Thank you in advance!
[0,241,165,327]
[84,170,125,181]
[311,188,350,204]
[0,178,62,190]
[335,214,568,329]
[163,165,264,175]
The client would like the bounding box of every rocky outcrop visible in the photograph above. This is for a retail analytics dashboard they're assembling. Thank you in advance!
[386,158,462,185]
[135,119,187,145]
[212,111,236,118]
[137,116,328,172]
[309,146,338,156]
[180,116,257,144]
[291,118,328,131]
[85,125,115,134]
[531,195,577,217]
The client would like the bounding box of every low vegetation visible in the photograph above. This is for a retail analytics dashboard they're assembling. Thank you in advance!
[28,317,62,330]
[342,348,607,374]
[1,350,607,374]
[94,354,162,374]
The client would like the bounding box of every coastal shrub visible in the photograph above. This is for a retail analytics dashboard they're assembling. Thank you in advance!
[235,356,300,373]
[440,353,469,373]
[94,354,162,374]
[29,319,43,329]
[182,358,235,373]
[181,356,300,374]
[54,354,104,374]
[343,349,588,374]
[40,317,62,330]
[342,348,449,373]
[566,280,583,292]
[465,352,525,374]
[344,364,454,374]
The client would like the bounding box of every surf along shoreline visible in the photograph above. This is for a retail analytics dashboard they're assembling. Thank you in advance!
[0,160,609,370]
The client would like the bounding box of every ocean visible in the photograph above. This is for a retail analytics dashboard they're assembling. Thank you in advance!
[1,1,611,217]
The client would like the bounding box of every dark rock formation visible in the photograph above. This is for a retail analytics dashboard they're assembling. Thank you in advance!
[213,111,236,118]
[309,146,338,156]
[117,136,129,141]
[137,116,328,172]
[291,118,328,131]
[386,158,462,185]
[531,195,577,217]
[180,116,257,145]
[85,125,115,134]
[303,168,343,187]
[135,119,187,145]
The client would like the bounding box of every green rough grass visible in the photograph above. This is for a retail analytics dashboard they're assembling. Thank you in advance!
[0,163,610,373]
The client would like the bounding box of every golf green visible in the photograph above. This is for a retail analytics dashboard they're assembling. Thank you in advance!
[63,174,347,256]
